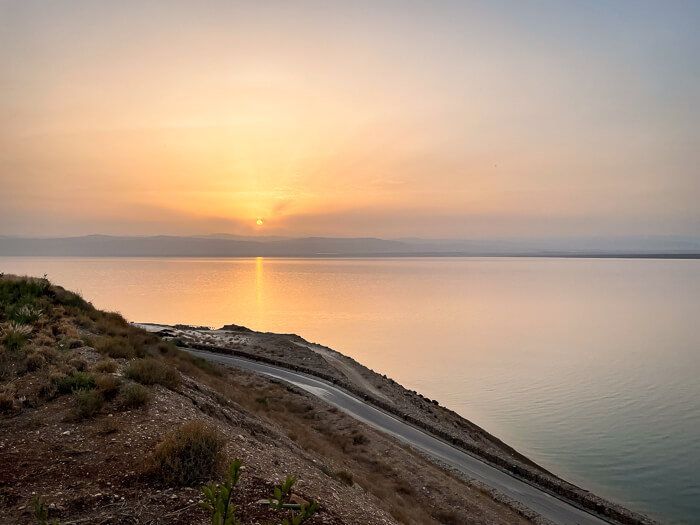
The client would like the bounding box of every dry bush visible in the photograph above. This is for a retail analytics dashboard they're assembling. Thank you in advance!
[36,345,58,361]
[0,391,14,413]
[25,351,46,371]
[120,383,152,409]
[97,337,136,359]
[72,388,103,420]
[95,359,118,373]
[336,470,354,486]
[95,373,121,400]
[125,358,181,390]
[151,420,225,486]
[99,417,120,434]
[67,356,88,371]
[95,312,129,337]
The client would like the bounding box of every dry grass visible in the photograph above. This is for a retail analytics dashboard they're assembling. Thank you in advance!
[119,383,152,409]
[150,420,226,486]
[125,359,181,390]
[95,373,121,400]
[95,359,118,373]
[72,388,103,420]
[195,371,442,524]
[25,351,46,371]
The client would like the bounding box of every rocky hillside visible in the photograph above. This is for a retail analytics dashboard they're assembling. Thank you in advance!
[0,274,529,525]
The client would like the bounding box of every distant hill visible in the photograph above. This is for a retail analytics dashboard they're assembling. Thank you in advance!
[1,234,699,257]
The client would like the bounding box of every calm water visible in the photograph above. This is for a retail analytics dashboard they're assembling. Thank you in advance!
[1,256,698,524]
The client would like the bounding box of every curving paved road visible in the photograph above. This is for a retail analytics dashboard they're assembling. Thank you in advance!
[187,348,609,525]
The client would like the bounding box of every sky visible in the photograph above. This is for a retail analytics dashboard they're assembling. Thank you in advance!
[1,0,699,239]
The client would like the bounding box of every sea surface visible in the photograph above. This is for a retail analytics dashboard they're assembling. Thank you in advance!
[1,256,698,524]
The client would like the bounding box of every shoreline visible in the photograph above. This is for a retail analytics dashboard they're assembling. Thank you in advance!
[137,323,659,525]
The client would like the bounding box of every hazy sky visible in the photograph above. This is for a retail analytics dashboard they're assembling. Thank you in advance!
[1,1,698,238]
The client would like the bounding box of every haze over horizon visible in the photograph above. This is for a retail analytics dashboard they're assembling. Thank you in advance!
[2,1,699,239]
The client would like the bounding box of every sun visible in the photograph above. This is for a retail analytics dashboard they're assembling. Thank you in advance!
[256,219,263,226]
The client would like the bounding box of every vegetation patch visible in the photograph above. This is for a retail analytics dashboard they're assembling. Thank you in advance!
[125,358,181,390]
[55,371,95,394]
[95,359,118,373]
[95,373,121,399]
[25,351,46,371]
[72,388,103,420]
[151,420,226,486]
[119,383,152,409]
[97,336,138,359]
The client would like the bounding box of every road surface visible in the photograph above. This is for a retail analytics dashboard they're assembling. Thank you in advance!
[187,348,609,525]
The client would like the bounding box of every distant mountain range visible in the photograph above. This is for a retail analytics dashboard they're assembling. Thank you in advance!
[1,234,699,258]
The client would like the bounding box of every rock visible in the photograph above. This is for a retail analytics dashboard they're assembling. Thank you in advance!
[289,494,310,507]
[62,431,70,436]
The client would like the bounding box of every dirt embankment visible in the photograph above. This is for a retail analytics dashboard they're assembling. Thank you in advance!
[0,276,529,525]
[159,324,659,525]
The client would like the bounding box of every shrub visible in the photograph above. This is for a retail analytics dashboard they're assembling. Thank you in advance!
[8,304,42,324]
[25,352,46,371]
[126,359,181,390]
[151,420,225,485]
[0,277,49,310]
[95,312,129,337]
[0,392,14,413]
[95,373,121,400]
[67,357,88,371]
[73,388,103,420]
[120,383,152,409]
[95,359,118,373]
[3,329,27,351]
[336,470,354,486]
[37,346,58,361]
[55,371,95,394]
[97,337,136,359]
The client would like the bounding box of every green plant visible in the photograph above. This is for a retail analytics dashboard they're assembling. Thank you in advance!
[151,420,225,485]
[73,388,103,420]
[119,383,152,408]
[283,501,321,525]
[3,322,31,351]
[268,475,320,524]
[55,371,95,394]
[126,358,181,390]
[8,304,42,324]
[33,495,59,525]
[269,475,297,511]
[199,459,243,525]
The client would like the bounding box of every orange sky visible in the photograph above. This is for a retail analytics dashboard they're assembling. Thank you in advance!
[1,2,698,238]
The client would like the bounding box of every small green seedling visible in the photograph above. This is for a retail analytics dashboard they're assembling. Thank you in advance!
[199,459,243,525]
[283,500,321,525]
[34,496,59,525]
[269,475,297,511]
